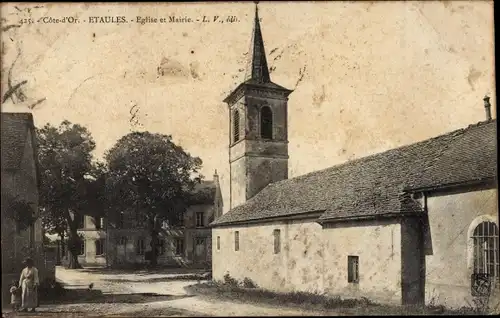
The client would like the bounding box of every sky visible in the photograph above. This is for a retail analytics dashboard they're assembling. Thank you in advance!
[1,1,496,214]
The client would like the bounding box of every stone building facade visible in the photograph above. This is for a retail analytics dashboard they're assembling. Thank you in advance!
[211,5,498,310]
[75,173,223,268]
[1,113,56,306]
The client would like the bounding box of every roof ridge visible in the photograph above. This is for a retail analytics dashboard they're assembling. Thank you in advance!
[267,119,497,188]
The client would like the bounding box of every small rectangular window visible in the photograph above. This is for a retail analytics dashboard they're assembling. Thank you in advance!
[119,236,127,245]
[217,236,221,250]
[157,239,165,256]
[273,229,281,254]
[235,231,240,251]
[196,212,204,227]
[118,212,125,229]
[136,211,146,227]
[175,238,184,256]
[78,240,85,256]
[95,217,105,229]
[348,256,359,283]
[137,238,145,255]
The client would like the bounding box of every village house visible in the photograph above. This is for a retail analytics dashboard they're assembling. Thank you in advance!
[211,6,498,309]
[73,172,223,268]
[1,112,56,306]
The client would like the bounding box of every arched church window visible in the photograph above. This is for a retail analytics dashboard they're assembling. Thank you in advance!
[260,106,273,139]
[233,110,240,143]
[471,221,499,295]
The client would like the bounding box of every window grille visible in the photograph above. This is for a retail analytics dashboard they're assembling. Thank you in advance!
[471,221,499,296]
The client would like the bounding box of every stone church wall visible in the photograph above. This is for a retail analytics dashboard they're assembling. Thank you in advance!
[212,218,403,305]
[423,187,498,309]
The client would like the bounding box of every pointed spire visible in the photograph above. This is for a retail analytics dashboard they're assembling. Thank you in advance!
[248,2,271,83]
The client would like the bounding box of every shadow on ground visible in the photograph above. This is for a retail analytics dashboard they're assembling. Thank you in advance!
[3,312,89,317]
[104,276,210,283]
[78,267,210,275]
[107,307,213,317]
[40,288,195,305]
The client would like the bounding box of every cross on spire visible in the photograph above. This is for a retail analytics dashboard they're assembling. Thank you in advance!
[248,1,271,83]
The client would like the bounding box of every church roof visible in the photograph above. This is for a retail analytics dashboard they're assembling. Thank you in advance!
[1,112,35,171]
[212,119,497,226]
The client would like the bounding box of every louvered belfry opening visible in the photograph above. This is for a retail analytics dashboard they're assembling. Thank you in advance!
[260,106,273,139]
[233,110,240,143]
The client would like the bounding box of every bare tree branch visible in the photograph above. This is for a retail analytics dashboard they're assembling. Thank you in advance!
[2,80,27,104]
[1,24,21,32]
[28,97,46,109]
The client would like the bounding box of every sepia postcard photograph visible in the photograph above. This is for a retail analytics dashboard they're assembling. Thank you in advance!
[0,1,498,316]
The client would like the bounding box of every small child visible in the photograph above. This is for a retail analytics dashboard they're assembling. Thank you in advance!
[9,280,22,312]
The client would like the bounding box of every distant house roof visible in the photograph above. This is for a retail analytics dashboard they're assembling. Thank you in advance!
[212,120,497,227]
[188,180,217,205]
[1,112,35,171]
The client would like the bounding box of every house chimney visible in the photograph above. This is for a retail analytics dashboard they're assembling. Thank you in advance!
[213,169,219,183]
[483,95,492,121]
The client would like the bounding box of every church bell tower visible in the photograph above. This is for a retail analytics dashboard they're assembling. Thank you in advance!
[224,4,293,209]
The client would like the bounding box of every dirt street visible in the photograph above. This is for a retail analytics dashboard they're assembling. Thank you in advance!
[5,267,332,317]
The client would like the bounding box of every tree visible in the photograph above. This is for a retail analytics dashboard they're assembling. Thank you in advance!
[37,120,103,269]
[39,205,67,258]
[1,192,37,233]
[105,132,202,267]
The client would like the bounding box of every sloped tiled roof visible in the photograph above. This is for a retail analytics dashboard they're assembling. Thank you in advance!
[188,180,216,205]
[404,120,497,191]
[1,113,35,170]
[212,120,497,226]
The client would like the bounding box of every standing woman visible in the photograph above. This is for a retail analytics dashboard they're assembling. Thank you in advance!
[19,257,39,312]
